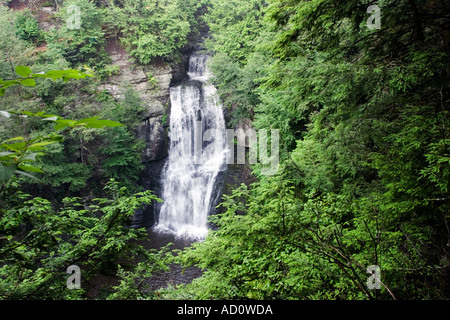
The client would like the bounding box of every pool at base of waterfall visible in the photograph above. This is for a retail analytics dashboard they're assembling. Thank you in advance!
[143,228,203,291]
[154,222,209,240]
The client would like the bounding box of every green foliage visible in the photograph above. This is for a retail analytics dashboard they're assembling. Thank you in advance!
[0,1,190,301]
[0,65,94,95]
[103,0,206,64]
[0,179,166,299]
[204,0,267,64]
[31,141,93,193]
[48,0,107,68]
[0,65,122,186]
[0,111,121,189]
[97,64,120,79]
[99,86,146,130]
[0,6,34,81]
[162,0,450,300]
[98,126,145,189]
[107,245,171,300]
[147,72,158,89]
[0,132,62,184]
[204,0,271,126]
[0,54,165,299]
[14,9,44,44]
[0,59,144,195]
[92,87,147,189]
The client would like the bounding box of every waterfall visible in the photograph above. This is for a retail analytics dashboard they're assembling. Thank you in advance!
[155,52,228,239]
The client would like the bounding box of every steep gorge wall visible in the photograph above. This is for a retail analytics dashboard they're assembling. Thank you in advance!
[99,42,173,164]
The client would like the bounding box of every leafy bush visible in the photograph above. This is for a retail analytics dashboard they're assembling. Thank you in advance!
[103,0,206,64]
[0,65,166,300]
[15,9,44,44]
[0,179,166,299]
[48,0,107,68]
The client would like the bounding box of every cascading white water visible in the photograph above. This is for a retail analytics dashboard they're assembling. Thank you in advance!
[155,52,228,239]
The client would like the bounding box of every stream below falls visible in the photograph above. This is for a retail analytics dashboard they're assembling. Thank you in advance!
[141,229,203,292]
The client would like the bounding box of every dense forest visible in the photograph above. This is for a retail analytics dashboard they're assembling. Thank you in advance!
[0,0,449,301]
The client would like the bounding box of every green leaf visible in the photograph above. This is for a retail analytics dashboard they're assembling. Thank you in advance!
[15,66,32,78]
[54,119,75,131]
[0,151,15,159]
[83,119,123,128]
[74,117,100,125]
[3,141,26,152]
[21,153,40,161]
[44,70,69,77]
[27,141,58,150]
[54,119,74,124]
[17,165,44,173]
[15,169,38,180]
[1,80,20,87]
[54,123,70,131]
[4,137,25,143]
[45,69,91,81]
[19,111,35,117]
[0,164,17,183]
[20,78,36,87]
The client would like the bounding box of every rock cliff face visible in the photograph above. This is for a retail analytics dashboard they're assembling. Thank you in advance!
[99,43,175,164]
[100,41,192,163]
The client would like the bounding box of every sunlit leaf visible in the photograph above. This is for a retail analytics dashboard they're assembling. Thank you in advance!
[3,141,26,152]
[84,119,123,128]
[41,116,59,121]
[18,165,44,173]
[20,79,36,87]
[74,117,100,125]
[3,137,25,143]
[27,141,58,150]
[54,123,71,131]
[15,66,32,78]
